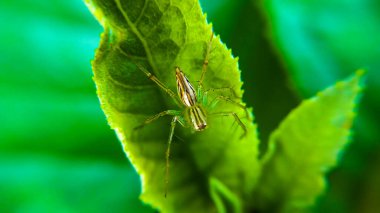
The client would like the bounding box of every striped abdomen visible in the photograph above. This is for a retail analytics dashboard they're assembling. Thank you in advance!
[188,106,207,131]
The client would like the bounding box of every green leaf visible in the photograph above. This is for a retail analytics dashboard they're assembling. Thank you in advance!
[209,177,242,213]
[84,0,260,212]
[253,70,365,212]
[262,1,380,210]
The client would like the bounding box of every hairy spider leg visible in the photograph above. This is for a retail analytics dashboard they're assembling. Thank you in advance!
[135,63,182,107]
[203,87,241,103]
[206,94,252,121]
[134,110,182,130]
[134,109,185,198]
[197,32,214,93]
[209,112,247,139]
[165,116,179,198]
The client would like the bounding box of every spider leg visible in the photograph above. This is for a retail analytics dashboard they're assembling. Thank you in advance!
[208,95,252,121]
[135,63,182,107]
[134,111,182,197]
[198,32,214,91]
[204,87,241,100]
[209,112,247,139]
[117,45,181,106]
[165,116,179,197]
[134,110,181,130]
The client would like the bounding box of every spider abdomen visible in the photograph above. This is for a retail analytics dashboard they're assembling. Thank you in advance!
[187,105,207,131]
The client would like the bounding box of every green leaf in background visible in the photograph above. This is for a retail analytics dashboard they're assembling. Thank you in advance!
[84,0,260,212]
[254,71,365,212]
[0,1,154,212]
[261,0,380,211]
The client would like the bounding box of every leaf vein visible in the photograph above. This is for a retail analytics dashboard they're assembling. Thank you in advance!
[116,45,148,61]
[114,0,159,75]
[134,0,149,25]
[144,4,173,39]
[107,73,156,91]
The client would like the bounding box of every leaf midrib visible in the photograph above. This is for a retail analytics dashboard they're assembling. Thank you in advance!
[114,0,159,76]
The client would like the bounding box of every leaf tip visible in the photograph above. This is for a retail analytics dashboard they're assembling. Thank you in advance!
[346,69,367,104]
[355,68,367,89]
[347,69,366,88]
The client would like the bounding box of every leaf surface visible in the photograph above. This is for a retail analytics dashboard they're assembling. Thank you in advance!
[84,0,260,212]
[262,1,380,210]
[253,71,365,212]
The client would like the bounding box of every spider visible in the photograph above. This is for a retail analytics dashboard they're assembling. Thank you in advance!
[134,33,250,197]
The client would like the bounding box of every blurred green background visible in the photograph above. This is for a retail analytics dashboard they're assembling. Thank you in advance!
[0,0,378,212]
